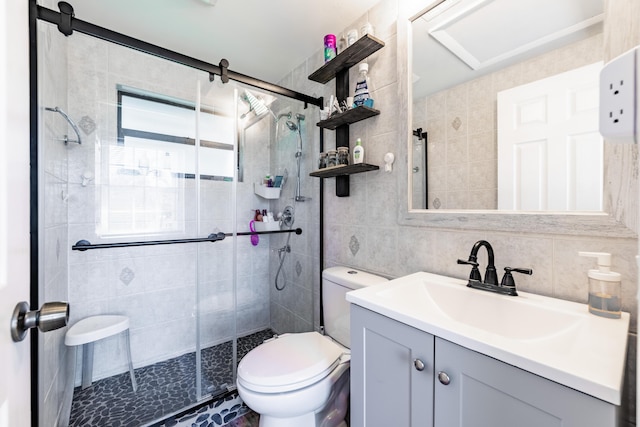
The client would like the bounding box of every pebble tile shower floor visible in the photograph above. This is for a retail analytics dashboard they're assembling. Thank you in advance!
[69,329,273,427]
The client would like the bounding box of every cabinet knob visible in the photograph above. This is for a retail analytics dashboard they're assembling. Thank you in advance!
[438,371,451,385]
[414,359,425,371]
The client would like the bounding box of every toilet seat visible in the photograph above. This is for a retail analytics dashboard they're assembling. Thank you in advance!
[238,332,345,393]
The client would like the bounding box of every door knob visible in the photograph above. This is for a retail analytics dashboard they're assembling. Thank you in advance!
[414,358,425,371]
[10,301,69,342]
[438,371,451,385]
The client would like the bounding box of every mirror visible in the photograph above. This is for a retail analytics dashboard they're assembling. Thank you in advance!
[410,0,605,211]
[397,0,637,237]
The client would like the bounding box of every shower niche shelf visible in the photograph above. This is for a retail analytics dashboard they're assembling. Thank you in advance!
[309,163,379,178]
[308,33,385,197]
[254,183,281,199]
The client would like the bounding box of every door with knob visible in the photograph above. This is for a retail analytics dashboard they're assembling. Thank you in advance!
[1,2,31,424]
[10,302,70,342]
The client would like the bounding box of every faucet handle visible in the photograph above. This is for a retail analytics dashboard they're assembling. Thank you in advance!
[500,267,533,287]
[457,259,481,281]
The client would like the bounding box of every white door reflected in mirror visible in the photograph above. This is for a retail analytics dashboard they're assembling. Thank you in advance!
[497,62,603,211]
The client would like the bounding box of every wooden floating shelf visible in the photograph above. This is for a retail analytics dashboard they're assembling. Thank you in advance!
[309,163,379,178]
[308,34,385,84]
[317,106,380,130]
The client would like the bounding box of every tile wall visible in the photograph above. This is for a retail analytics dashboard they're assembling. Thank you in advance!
[279,0,638,425]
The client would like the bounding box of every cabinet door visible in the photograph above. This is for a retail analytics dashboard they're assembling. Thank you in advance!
[351,305,435,427]
[434,338,618,427]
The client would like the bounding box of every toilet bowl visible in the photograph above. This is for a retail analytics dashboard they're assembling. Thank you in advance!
[237,267,388,427]
[237,332,350,427]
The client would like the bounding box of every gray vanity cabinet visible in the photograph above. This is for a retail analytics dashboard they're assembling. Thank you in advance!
[351,305,619,427]
[350,305,435,427]
[435,337,617,427]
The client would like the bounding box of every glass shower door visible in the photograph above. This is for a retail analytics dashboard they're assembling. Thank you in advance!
[195,78,239,399]
[62,34,205,425]
[37,22,240,426]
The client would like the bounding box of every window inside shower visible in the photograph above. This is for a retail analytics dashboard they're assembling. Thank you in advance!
[36,14,319,427]
[98,88,235,238]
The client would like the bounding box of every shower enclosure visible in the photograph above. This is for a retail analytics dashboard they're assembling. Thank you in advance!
[34,3,321,425]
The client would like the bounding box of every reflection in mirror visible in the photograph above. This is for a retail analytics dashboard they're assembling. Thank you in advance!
[410,0,605,211]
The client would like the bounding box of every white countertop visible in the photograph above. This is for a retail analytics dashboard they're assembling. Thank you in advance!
[346,271,630,405]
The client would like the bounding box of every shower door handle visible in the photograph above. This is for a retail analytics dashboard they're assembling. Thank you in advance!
[10,301,69,342]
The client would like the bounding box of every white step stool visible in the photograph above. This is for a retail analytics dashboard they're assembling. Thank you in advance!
[65,315,137,391]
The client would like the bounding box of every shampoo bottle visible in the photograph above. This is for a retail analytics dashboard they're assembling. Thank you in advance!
[353,138,364,164]
[578,251,622,319]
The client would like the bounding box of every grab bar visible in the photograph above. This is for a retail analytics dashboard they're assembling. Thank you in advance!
[45,106,82,144]
[72,228,303,251]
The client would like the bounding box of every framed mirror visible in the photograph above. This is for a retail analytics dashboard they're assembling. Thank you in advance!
[397,0,637,237]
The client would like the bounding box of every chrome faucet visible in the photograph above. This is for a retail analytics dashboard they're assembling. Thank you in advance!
[457,240,532,296]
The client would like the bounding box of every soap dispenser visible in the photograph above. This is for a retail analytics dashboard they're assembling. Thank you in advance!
[578,252,622,319]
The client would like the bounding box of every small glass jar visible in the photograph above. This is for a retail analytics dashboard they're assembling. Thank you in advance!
[318,152,327,169]
[327,150,338,167]
[337,147,349,165]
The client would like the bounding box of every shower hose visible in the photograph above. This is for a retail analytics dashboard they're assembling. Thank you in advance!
[274,215,295,291]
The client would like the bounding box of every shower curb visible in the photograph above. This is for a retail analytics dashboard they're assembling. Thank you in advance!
[154,392,251,426]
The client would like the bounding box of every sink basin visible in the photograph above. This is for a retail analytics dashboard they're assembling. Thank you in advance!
[346,271,630,406]
[378,275,581,341]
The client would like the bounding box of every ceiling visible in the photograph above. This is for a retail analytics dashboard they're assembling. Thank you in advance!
[412,0,604,98]
[67,0,383,84]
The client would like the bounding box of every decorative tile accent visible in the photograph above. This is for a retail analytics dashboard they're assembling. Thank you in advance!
[295,261,302,277]
[119,267,135,285]
[78,115,96,135]
[451,116,462,130]
[69,329,273,427]
[349,235,360,256]
[432,198,442,209]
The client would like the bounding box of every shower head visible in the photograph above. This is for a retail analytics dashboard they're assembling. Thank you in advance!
[45,106,82,144]
[285,120,298,131]
[241,89,276,121]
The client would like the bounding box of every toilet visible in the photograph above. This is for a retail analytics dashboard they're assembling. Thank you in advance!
[237,266,388,427]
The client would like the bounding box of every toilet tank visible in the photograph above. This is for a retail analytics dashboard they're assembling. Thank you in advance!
[322,267,388,348]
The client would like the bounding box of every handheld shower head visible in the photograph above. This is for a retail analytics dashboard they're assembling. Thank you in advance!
[283,113,305,132]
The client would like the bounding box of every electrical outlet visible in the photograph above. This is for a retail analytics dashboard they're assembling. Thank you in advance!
[599,46,637,143]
